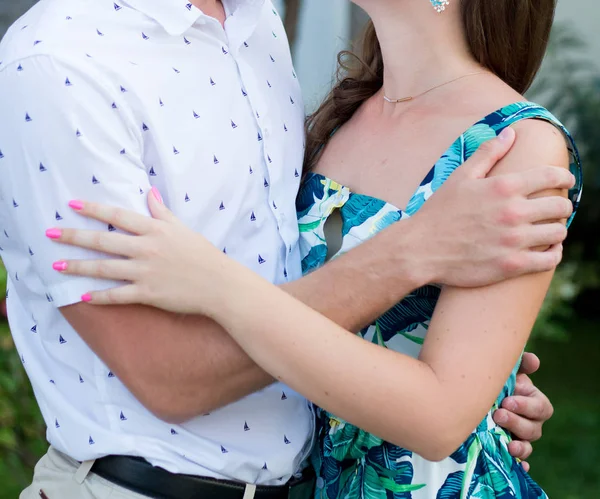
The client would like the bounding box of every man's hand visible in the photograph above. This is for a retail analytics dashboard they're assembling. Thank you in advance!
[411,127,575,288]
[492,352,554,472]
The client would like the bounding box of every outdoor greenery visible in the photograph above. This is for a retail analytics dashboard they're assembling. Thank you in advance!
[0,5,598,498]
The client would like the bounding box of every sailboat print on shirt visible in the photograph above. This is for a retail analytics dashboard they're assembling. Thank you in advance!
[184,37,191,45]
[258,255,265,264]
[120,411,127,421]
[244,421,250,431]
[31,325,37,333]
[89,436,95,445]
[213,155,219,165]
[108,224,116,232]
[184,193,190,202]
[25,113,32,122]
[39,163,47,172]
[284,435,291,444]
[114,2,122,11]
[92,176,100,184]
[55,419,60,428]
[219,202,225,211]
[142,32,149,40]
[149,167,157,176]
[250,211,256,222]
[171,428,178,435]
[65,77,72,86]
[59,335,66,344]
[55,211,62,221]
[231,120,237,129]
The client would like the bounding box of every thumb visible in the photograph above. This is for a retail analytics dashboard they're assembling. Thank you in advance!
[463,127,516,179]
[148,187,180,224]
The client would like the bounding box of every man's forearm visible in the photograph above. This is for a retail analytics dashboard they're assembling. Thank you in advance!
[284,218,427,332]
[65,218,428,421]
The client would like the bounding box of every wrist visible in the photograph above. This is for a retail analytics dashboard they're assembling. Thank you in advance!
[390,217,437,289]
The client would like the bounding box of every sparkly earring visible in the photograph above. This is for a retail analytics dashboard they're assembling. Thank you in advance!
[430,0,449,12]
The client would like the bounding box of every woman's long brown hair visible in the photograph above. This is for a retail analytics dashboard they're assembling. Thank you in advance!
[304,0,557,172]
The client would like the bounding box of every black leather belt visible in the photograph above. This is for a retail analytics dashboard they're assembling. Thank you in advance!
[91,455,316,499]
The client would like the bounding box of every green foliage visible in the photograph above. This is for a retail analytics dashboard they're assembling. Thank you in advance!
[0,263,46,498]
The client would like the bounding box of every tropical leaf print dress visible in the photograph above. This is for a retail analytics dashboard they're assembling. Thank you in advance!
[296,103,583,499]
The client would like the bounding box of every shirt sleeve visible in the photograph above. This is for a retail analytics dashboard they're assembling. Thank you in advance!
[0,54,152,307]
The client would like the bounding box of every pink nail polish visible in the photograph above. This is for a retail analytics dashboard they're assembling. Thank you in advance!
[52,261,68,271]
[46,228,62,239]
[81,293,92,303]
[150,186,164,204]
[68,200,84,210]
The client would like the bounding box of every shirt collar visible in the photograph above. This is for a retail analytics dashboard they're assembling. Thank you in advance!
[122,0,264,37]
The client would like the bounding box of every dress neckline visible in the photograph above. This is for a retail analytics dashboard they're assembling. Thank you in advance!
[304,101,539,215]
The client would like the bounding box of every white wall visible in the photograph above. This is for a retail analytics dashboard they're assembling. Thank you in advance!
[555,0,600,56]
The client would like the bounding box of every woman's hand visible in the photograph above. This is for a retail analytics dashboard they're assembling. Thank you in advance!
[47,188,233,314]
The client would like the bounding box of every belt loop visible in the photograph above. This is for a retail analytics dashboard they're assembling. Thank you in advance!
[74,459,95,484]
[242,484,257,499]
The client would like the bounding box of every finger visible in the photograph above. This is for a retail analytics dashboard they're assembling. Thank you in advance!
[523,196,573,224]
[519,353,541,375]
[493,408,543,442]
[68,200,155,235]
[521,461,531,473]
[516,222,567,249]
[52,258,139,282]
[508,440,534,461]
[514,374,535,394]
[514,165,576,196]
[81,285,143,306]
[462,128,516,179]
[506,245,562,276]
[47,228,142,257]
[147,187,181,225]
[503,392,554,423]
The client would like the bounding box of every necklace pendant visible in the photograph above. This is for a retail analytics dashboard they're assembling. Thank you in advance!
[430,0,450,13]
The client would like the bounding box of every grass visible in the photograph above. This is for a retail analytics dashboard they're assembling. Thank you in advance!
[527,319,600,498]
[0,316,598,497]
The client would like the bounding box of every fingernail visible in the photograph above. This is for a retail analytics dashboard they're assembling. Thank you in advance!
[68,200,84,210]
[52,261,68,271]
[151,186,163,204]
[498,127,514,141]
[505,399,517,411]
[46,228,62,239]
[81,293,92,303]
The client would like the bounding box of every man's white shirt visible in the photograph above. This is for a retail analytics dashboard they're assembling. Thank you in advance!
[0,0,314,484]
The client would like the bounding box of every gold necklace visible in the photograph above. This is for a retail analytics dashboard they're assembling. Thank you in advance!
[383,71,486,104]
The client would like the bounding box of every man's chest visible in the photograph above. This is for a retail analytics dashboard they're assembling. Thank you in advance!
[89,26,306,233]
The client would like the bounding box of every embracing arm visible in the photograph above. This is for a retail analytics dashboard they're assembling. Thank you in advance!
[190,120,570,459]
[56,131,570,428]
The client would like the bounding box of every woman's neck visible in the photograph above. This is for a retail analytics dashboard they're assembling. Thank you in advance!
[364,2,482,104]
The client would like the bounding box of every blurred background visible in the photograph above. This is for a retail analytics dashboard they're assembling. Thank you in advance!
[1,0,598,497]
